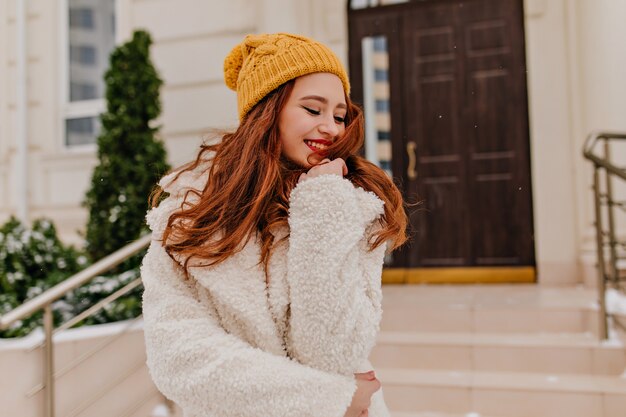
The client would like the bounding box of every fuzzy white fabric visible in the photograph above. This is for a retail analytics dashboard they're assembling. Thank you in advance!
[141,162,391,417]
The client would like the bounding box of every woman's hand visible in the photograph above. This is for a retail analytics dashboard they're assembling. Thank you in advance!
[298,158,348,183]
[343,371,381,417]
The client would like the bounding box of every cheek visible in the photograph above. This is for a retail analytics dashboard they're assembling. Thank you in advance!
[283,123,310,148]
[278,125,296,150]
[277,117,291,148]
[278,110,301,145]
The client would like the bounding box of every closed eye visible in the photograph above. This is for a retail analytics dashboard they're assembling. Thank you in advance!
[303,106,345,124]
[302,106,320,115]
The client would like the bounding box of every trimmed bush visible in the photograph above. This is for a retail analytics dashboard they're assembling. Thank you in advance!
[83,29,169,265]
[0,217,143,338]
[0,217,85,337]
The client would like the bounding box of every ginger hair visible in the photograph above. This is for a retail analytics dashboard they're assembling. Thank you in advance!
[150,80,407,274]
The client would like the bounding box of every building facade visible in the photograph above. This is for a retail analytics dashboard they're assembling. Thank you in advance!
[1,0,626,286]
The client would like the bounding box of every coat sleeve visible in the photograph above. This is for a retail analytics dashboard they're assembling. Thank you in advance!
[285,174,387,376]
[141,239,358,417]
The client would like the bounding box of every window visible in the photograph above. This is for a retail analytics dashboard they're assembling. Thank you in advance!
[70,45,97,65]
[373,36,387,52]
[375,99,390,113]
[66,117,101,146]
[374,69,388,82]
[63,0,116,147]
[70,82,97,101]
[377,131,390,141]
[361,35,392,177]
[349,0,409,9]
[69,8,94,29]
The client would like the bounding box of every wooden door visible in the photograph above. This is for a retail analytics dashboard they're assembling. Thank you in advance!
[348,0,535,281]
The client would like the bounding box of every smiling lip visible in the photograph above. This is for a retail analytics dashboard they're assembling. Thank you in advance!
[304,139,333,153]
[306,139,333,146]
[304,140,330,155]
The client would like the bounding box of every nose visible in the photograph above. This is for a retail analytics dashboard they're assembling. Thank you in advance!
[318,115,340,138]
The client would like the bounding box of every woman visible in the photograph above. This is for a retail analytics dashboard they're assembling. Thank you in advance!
[141,33,407,417]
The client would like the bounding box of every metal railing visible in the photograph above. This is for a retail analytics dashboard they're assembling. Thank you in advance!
[583,131,626,340]
[0,233,153,417]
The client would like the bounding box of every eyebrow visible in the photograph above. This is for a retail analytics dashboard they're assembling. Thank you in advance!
[299,95,347,109]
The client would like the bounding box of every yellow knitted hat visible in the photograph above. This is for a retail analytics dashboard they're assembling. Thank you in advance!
[224,33,351,121]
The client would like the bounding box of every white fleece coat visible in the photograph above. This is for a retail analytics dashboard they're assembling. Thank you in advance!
[140,161,391,417]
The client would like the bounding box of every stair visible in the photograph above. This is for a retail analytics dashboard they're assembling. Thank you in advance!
[372,331,624,375]
[392,413,500,417]
[49,320,160,417]
[391,413,503,417]
[374,284,626,417]
[0,319,165,417]
[71,362,157,417]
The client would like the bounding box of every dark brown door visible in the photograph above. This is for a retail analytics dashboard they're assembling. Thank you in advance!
[348,0,535,270]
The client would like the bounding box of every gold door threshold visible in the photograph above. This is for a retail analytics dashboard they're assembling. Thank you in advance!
[382,267,536,284]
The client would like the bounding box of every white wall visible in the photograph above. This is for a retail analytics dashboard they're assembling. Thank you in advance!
[523,0,580,285]
[0,0,345,244]
[132,0,348,168]
[521,0,626,286]
[0,2,10,215]
[0,0,99,244]
[2,0,626,286]
[570,0,626,286]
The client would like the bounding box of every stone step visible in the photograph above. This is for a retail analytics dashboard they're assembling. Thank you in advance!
[71,362,158,417]
[392,412,505,417]
[52,321,149,416]
[127,394,167,417]
[379,368,626,417]
[381,285,600,335]
[371,331,626,375]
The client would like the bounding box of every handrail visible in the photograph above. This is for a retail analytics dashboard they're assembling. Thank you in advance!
[583,131,626,180]
[55,278,142,333]
[0,232,153,417]
[582,131,626,340]
[0,233,152,331]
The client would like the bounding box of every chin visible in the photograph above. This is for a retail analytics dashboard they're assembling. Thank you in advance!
[304,155,322,167]
[282,154,309,170]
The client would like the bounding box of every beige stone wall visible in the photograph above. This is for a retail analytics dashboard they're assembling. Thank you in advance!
[129,0,348,167]
[2,0,625,285]
[569,0,626,286]
[520,0,626,286]
[1,0,99,243]
[524,0,580,285]
[0,0,346,244]
[0,3,9,215]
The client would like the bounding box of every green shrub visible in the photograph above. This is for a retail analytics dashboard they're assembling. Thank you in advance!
[83,29,169,266]
[0,217,143,338]
[0,217,85,337]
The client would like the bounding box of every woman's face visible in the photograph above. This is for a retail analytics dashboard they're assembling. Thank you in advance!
[278,72,347,168]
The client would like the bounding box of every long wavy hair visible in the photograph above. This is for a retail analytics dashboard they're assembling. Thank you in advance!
[151,79,407,274]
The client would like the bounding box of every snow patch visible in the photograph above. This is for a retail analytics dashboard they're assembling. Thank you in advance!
[151,404,171,417]
[606,288,626,315]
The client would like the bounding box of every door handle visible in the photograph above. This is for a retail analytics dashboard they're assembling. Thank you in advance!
[406,141,417,180]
